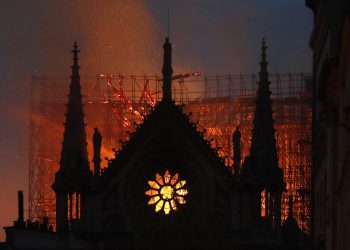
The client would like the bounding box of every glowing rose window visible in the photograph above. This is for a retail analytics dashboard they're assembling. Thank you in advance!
[145,170,188,214]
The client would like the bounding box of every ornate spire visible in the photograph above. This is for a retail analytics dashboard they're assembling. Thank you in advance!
[53,42,91,233]
[249,39,285,230]
[59,41,90,176]
[162,37,173,101]
[71,41,80,78]
[250,39,283,187]
[259,38,269,82]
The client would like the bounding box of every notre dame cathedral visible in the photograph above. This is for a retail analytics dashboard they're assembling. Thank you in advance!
[3,38,310,250]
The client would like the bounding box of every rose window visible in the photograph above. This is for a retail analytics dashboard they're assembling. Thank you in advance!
[145,170,188,214]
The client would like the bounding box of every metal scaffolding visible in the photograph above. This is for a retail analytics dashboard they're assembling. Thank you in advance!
[29,72,312,232]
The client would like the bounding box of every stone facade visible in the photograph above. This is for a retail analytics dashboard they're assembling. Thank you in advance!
[306,1,350,250]
[2,38,308,250]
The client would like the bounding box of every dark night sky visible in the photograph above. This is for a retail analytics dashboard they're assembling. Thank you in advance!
[0,0,312,240]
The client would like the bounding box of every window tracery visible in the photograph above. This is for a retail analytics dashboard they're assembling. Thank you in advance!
[145,170,188,214]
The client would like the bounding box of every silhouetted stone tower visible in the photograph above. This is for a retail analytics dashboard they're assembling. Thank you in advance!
[162,37,173,101]
[233,126,241,175]
[250,39,285,229]
[93,127,102,177]
[52,42,92,232]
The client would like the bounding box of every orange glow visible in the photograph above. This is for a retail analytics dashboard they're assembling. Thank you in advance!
[67,192,80,221]
[145,170,188,214]
[30,73,311,233]
[160,186,174,200]
[261,189,267,217]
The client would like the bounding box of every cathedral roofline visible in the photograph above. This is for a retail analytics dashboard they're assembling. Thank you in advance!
[100,100,230,183]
